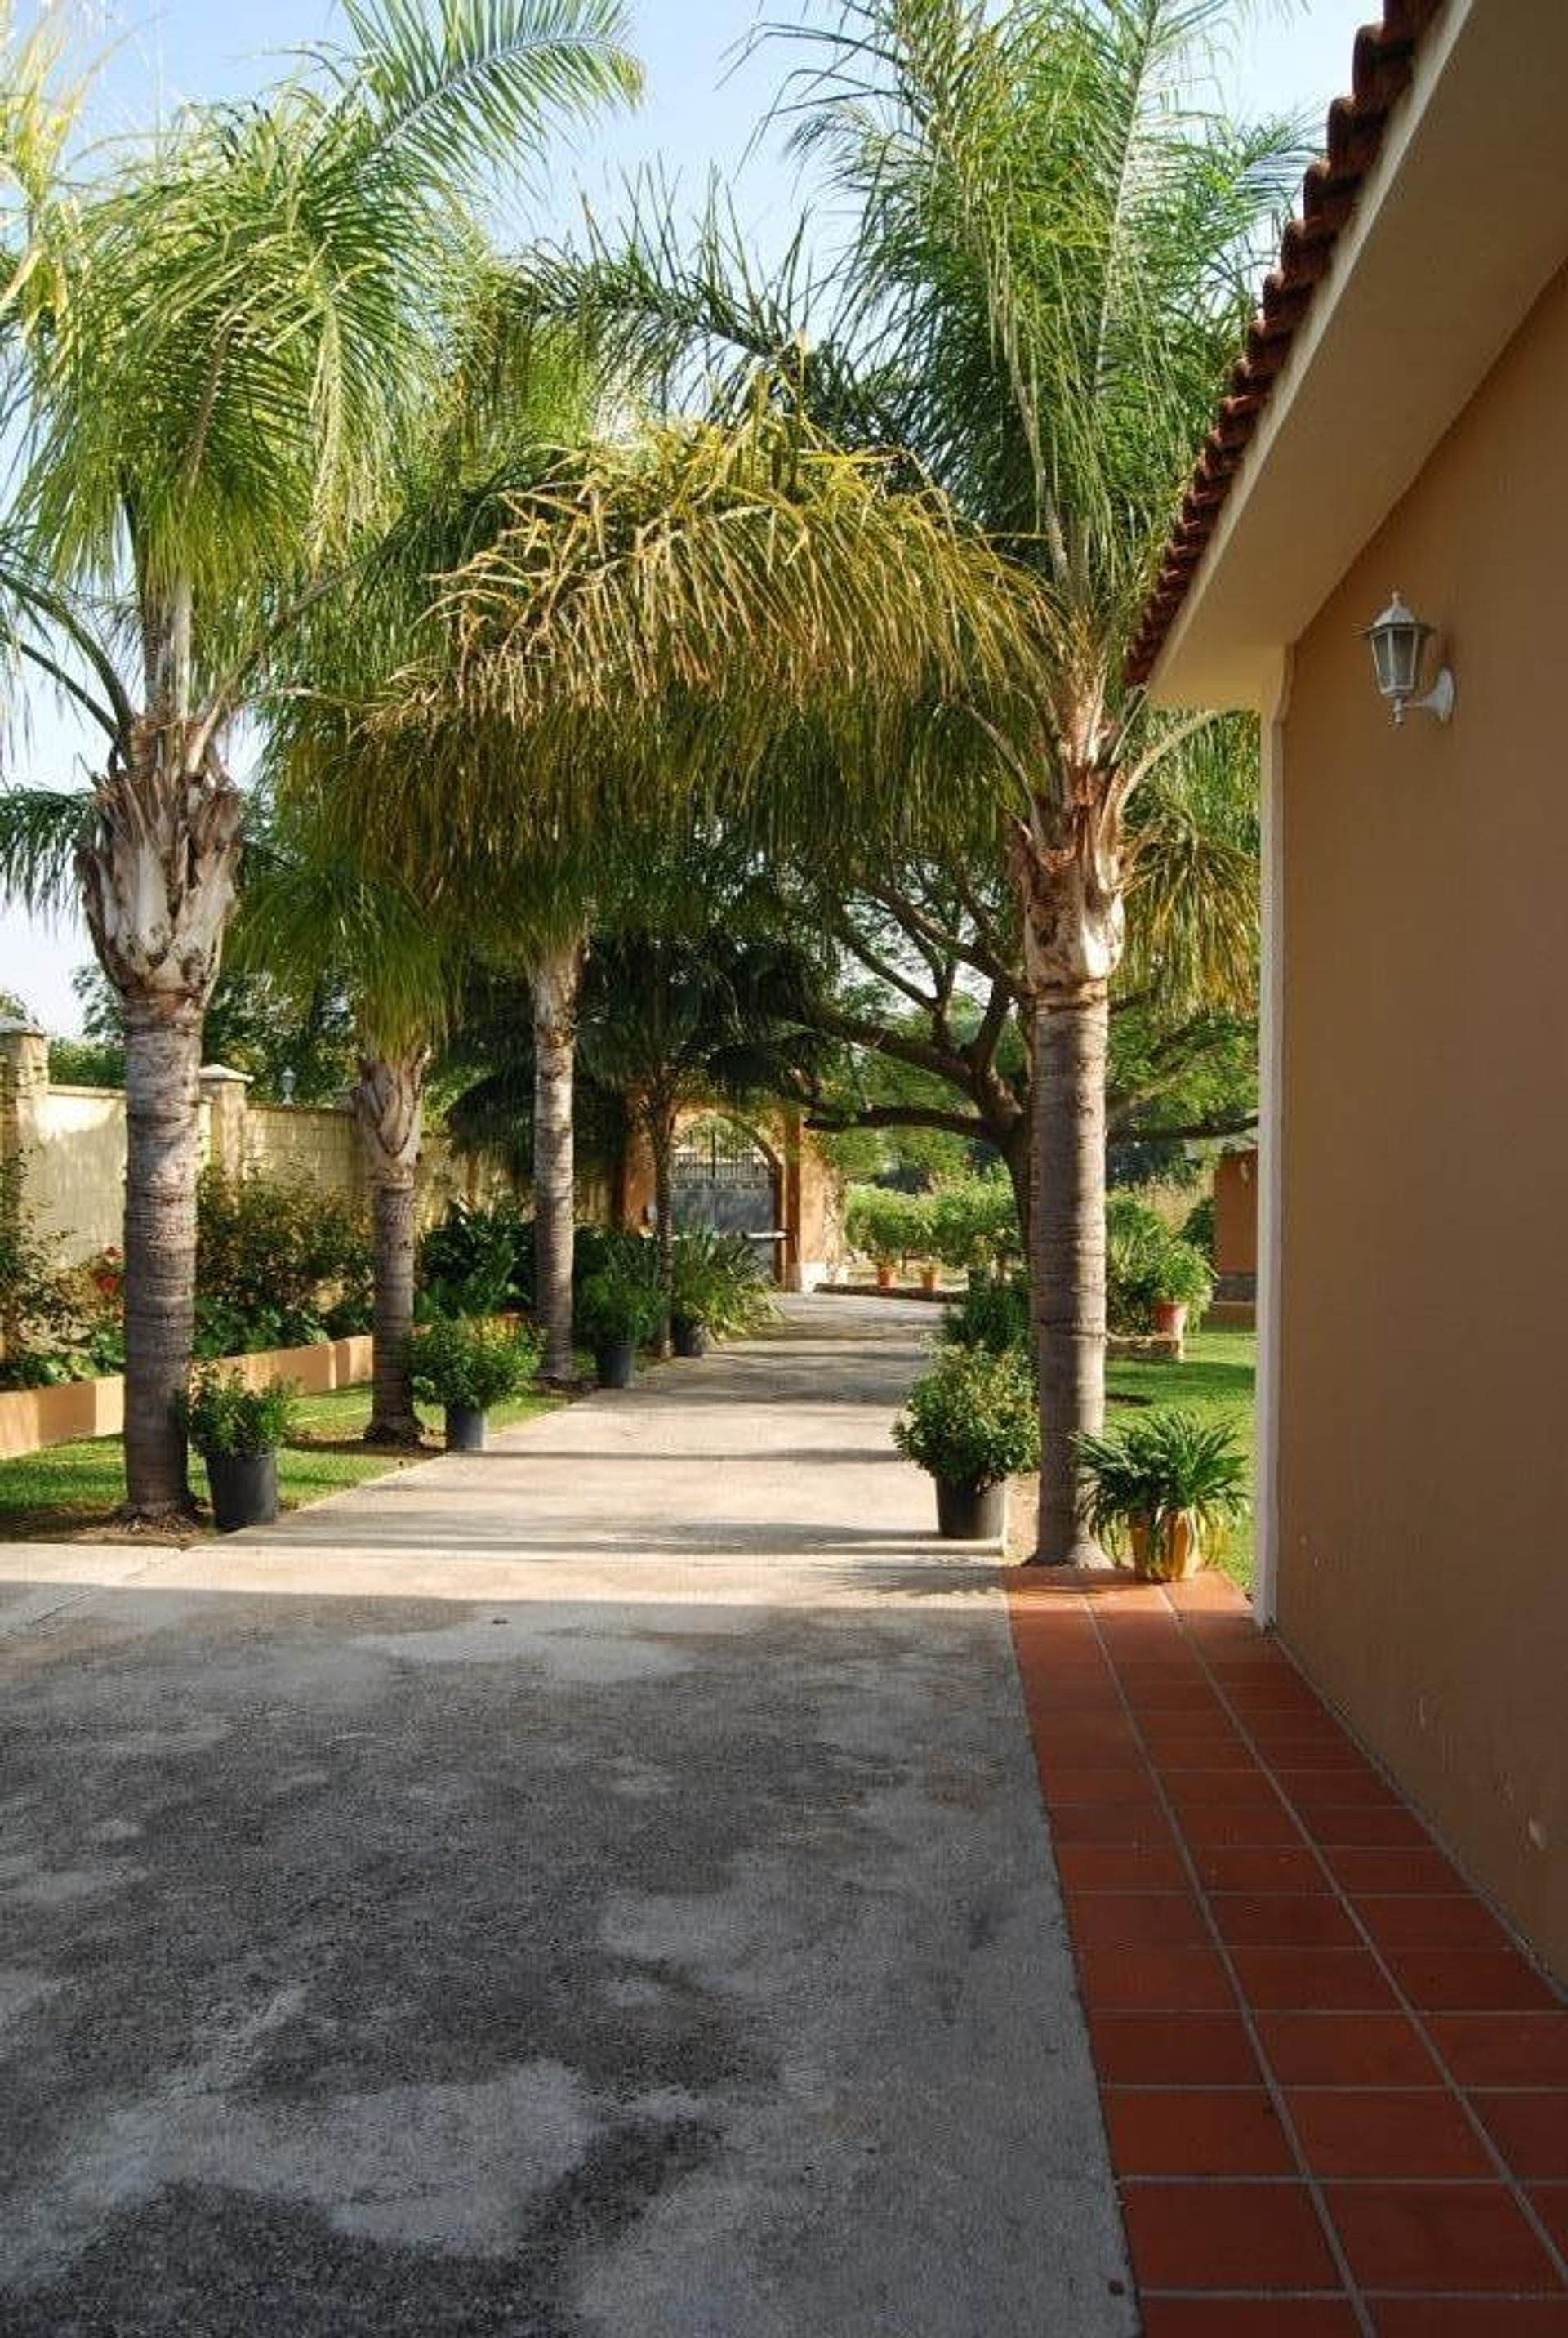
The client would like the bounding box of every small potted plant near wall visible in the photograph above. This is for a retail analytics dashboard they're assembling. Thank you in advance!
[409,1316,539,1452]
[180,1367,297,1533]
[893,1342,1040,1541]
[669,1228,778,1356]
[1073,1408,1248,1582]
[1152,1235,1214,1343]
[579,1265,661,1389]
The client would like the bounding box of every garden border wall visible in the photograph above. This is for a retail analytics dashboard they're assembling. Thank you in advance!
[0,1334,375,1462]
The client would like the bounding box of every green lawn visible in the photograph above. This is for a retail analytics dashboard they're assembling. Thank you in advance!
[1107,1324,1258,1589]
[0,1384,561,1544]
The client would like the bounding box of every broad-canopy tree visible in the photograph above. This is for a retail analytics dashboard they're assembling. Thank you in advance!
[537,0,1298,1559]
[0,3,639,1515]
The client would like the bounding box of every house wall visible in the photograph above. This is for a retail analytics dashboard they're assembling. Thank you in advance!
[1276,260,1568,1977]
[1213,1150,1258,1281]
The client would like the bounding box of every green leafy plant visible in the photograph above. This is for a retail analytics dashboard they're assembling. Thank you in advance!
[1155,1237,1214,1316]
[670,1227,777,1339]
[1182,1194,1216,1265]
[178,1368,298,1459]
[408,1316,540,1412]
[929,1176,1022,1275]
[578,1252,663,1350]
[417,1199,534,1319]
[893,1344,1040,1489]
[846,1185,929,1269]
[1073,1408,1249,1581]
[194,1168,372,1358]
[941,1278,1031,1358]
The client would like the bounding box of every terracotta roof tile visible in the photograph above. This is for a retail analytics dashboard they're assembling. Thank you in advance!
[1127,1,1446,688]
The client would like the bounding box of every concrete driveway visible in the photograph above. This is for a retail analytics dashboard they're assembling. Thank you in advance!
[0,1296,1134,2337]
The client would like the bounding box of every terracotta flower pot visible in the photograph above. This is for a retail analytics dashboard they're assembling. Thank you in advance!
[1154,1299,1189,1340]
[920,1263,939,1294]
[875,1262,894,1291]
[1129,1511,1205,1584]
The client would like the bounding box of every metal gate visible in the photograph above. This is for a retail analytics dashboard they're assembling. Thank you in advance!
[671,1116,780,1246]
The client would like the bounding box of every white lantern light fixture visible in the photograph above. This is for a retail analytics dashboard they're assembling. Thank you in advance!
[1362,591,1454,726]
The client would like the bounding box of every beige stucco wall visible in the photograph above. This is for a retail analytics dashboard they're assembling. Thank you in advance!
[1213,1150,1258,1280]
[1276,260,1568,1979]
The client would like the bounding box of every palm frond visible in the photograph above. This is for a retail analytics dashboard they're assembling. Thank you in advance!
[0,782,91,913]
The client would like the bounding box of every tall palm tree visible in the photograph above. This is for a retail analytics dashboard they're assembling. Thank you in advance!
[0,6,639,1515]
[229,814,455,1447]
[546,0,1296,1559]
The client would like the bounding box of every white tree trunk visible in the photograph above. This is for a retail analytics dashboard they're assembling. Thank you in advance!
[532,939,584,1383]
[79,716,244,1519]
[1011,783,1127,1567]
[355,1049,429,1446]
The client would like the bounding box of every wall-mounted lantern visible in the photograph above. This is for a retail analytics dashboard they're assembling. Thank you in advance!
[1362,591,1454,725]
[279,1068,297,1104]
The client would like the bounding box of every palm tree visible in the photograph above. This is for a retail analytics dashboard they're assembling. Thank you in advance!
[229,816,454,1447]
[547,0,1296,1559]
[0,6,639,1515]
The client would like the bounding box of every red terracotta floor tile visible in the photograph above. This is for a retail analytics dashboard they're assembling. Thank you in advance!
[1355,1894,1511,1952]
[1103,2086,1294,2176]
[1298,1805,1430,1849]
[1326,2182,1563,2292]
[1046,1800,1178,1847]
[1473,2094,1568,2180]
[1210,1894,1361,1949]
[1068,1892,1211,1948]
[1143,2301,1361,2337]
[1121,2181,1339,2291]
[1192,1845,1332,1894]
[1428,2015,1568,2088]
[1533,2184,1568,2255]
[1166,1770,1291,1810]
[1288,2086,1494,2178]
[1087,2008,1262,2086]
[1179,1804,1309,1849]
[1076,1942,1235,2012]
[1277,1767,1401,1807]
[1232,1947,1397,2012]
[1147,1734,1254,1769]
[1324,1845,1464,1896]
[1382,1947,1561,2014]
[1372,2305,1568,2336]
[1053,1843,1191,1893]
[1255,2013,1442,2088]
[1039,1765,1160,1805]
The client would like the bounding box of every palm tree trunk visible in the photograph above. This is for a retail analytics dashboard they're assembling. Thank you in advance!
[532,939,583,1383]
[1030,989,1111,1564]
[78,720,244,1521]
[356,1051,428,1446]
[121,997,204,1520]
[650,1104,677,1357]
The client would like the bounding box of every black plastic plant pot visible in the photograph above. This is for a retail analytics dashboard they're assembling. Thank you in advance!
[445,1404,487,1453]
[205,1449,279,1535]
[671,1317,708,1359]
[934,1476,1007,1542]
[596,1341,636,1389]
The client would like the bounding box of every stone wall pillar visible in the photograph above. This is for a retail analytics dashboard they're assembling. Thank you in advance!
[0,1016,49,1169]
[198,1064,252,1178]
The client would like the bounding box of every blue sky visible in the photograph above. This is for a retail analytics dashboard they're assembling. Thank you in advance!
[4,0,1372,1031]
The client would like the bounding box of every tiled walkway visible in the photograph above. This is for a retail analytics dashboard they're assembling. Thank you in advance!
[1009,1568,1568,2336]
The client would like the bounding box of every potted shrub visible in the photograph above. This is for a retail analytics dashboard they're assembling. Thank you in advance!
[893,1343,1040,1541]
[847,1187,912,1292]
[179,1367,297,1533]
[669,1228,777,1356]
[1073,1408,1249,1582]
[409,1316,539,1451]
[1152,1236,1214,1341]
[579,1266,661,1388]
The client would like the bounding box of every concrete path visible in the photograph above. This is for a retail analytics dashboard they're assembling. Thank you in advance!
[0,1296,1134,2338]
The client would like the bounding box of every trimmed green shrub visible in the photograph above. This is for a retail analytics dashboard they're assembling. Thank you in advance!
[194,1168,372,1357]
[941,1278,1031,1357]
[929,1175,1022,1274]
[893,1343,1040,1488]
[408,1316,540,1412]
[179,1368,298,1457]
[846,1185,927,1268]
